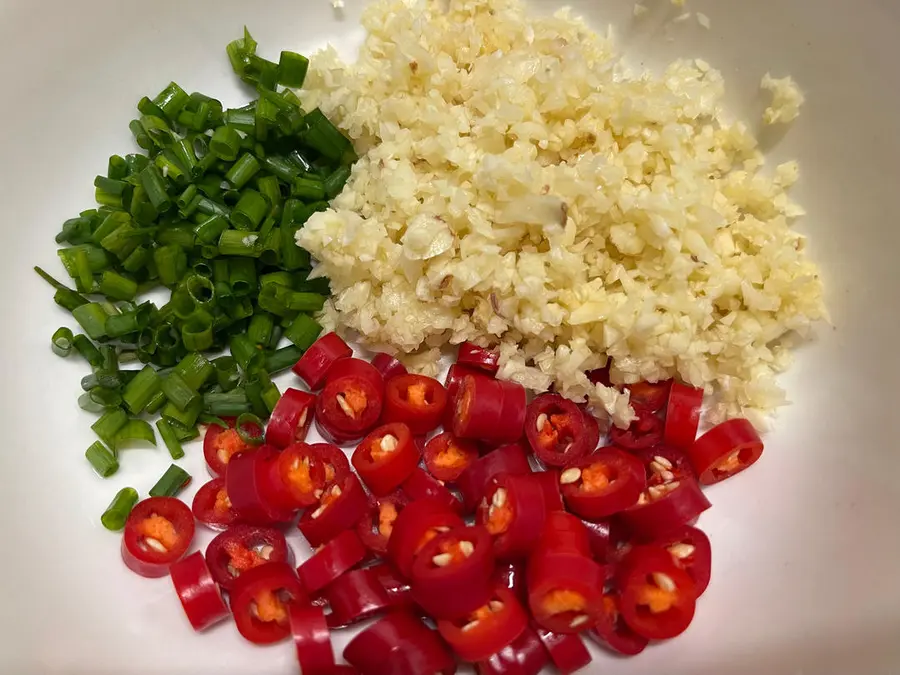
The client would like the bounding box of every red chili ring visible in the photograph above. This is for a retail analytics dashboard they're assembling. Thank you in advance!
[586,592,649,656]
[533,625,592,675]
[292,332,352,390]
[388,498,465,578]
[226,445,296,525]
[169,551,230,632]
[315,368,384,445]
[616,476,711,541]
[356,491,409,555]
[297,529,367,595]
[352,422,421,496]
[688,418,764,485]
[457,443,531,512]
[423,431,480,483]
[323,564,412,629]
[343,611,457,675]
[437,586,528,663]
[205,524,292,591]
[401,467,464,515]
[476,472,548,559]
[121,496,195,578]
[370,352,408,381]
[191,477,237,531]
[476,625,549,675]
[664,381,704,450]
[297,473,369,548]
[265,387,316,449]
[457,341,500,375]
[230,562,307,645]
[525,393,593,467]
[559,447,647,520]
[383,374,449,435]
[290,604,336,675]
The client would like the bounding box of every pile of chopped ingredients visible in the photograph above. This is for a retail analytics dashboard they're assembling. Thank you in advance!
[108,332,765,674]
[299,0,827,430]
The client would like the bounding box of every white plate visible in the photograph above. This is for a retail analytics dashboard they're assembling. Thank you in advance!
[1,0,899,673]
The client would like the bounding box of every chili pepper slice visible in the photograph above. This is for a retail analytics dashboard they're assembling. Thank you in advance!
[265,388,316,449]
[205,524,292,591]
[290,604,335,675]
[533,511,593,560]
[191,477,237,531]
[316,365,384,445]
[663,381,704,450]
[586,592,649,656]
[527,552,607,634]
[609,412,664,451]
[493,560,527,605]
[476,626,549,675]
[344,611,457,675]
[444,363,482,406]
[476,473,547,559]
[324,356,384,391]
[292,331,352,390]
[457,341,500,375]
[265,442,328,511]
[688,417,764,485]
[530,469,564,512]
[169,551,230,632]
[424,432,480,483]
[383,374,448,435]
[533,625,592,675]
[371,352,408,381]
[624,380,672,415]
[352,422,420,496]
[452,375,526,445]
[402,466,465,514]
[411,525,496,620]
[226,445,295,525]
[203,418,261,477]
[388,497,465,578]
[586,365,612,388]
[457,442,531,512]
[356,490,409,555]
[324,564,412,629]
[230,561,307,645]
[438,586,528,662]
[524,393,593,467]
[121,496,195,578]
[633,526,712,596]
[559,448,646,520]
[298,473,369,548]
[617,546,697,640]
[297,529,367,595]
[580,518,614,563]
[306,442,353,484]
[581,408,601,455]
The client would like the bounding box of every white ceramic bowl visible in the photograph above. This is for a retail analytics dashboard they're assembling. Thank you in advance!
[1,0,898,673]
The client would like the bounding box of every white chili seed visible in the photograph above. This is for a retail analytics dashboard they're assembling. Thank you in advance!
[536,413,548,432]
[570,615,590,628]
[380,434,399,452]
[653,455,673,470]
[310,505,327,519]
[144,537,167,553]
[489,601,505,612]
[298,408,309,428]
[336,393,355,418]
[560,468,582,485]
[257,545,274,560]
[668,543,696,560]
[459,541,475,557]
[649,461,667,475]
[492,488,508,508]
[461,620,480,632]
[660,470,676,482]
[652,572,677,593]
[432,553,453,567]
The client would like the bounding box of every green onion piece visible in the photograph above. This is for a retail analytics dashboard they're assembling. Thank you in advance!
[98,270,138,301]
[154,244,188,287]
[56,216,94,245]
[280,224,312,271]
[324,165,352,199]
[162,397,203,429]
[156,225,196,249]
[218,229,261,258]
[173,352,214,390]
[195,214,229,244]
[86,441,119,478]
[105,306,150,339]
[170,421,199,442]
[235,413,265,445]
[51,327,75,357]
[257,175,282,212]
[196,196,231,218]
[177,184,198,212]
[130,185,159,224]
[291,176,326,201]
[108,155,128,180]
[149,464,192,498]
[78,389,123,413]
[138,96,166,119]
[125,153,150,176]
[248,312,275,348]
[140,114,176,148]
[185,274,215,308]
[130,119,153,150]
[229,334,259,370]
[225,153,261,190]
[114,419,157,450]
[72,303,111,339]
[57,246,112,277]
[231,189,269,231]
[226,26,258,80]
[156,419,185,460]
[210,126,241,161]
[73,334,103,368]
[259,374,281,413]
[285,314,323,351]
[122,246,151,273]
[203,390,252,417]
[152,81,190,120]
[303,108,356,164]
[182,315,214,351]
[245,55,279,90]
[243,377,270,418]
[228,258,257,297]
[210,359,239,394]
[139,164,172,213]
[101,487,139,531]
[265,345,304,374]
[260,155,300,183]
[225,297,255,323]
[172,138,199,179]
[122,365,162,414]
[91,408,128,447]
[161,372,200,412]
[277,50,310,88]
[224,107,256,134]
[145,389,168,415]
[260,270,296,289]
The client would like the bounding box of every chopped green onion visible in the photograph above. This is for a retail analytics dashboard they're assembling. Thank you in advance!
[210,126,241,161]
[51,327,75,357]
[78,389,123,413]
[173,352,214,390]
[203,390,252,417]
[231,189,269,231]
[152,82,190,120]
[303,108,356,164]
[86,441,119,478]
[292,176,326,201]
[122,365,162,414]
[277,50,309,88]
[101,488,139,531]
[73,334,103,368]
[218,229,261,258]
[248,312,275,347]
[265,345,304,374]
[91,408,128,447]
[149,464,192,498]
[228,258,257,296]
[99,270,138,301]
[229,334,259,370]
[139,164,172,213]
[195,214,229,244]
[161,372,200,411]
[155,419,185,459]
[261,155,300,183]
[196,195,231,218]
[154,244,188,286]
[284,314,323,350]
[280,224,312,271]
[72,302,111,339]
[114,419,157,450]
[182,314,214,351]
[235,413,265,445]
[324,165,352,199]
[162,397,203,429]
[225,153,261,190]
[170,421,199,442]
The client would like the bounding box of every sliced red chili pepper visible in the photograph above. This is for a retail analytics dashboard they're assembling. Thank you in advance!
[688,417,764,485]
[226,445,295,525]
[388,498,466,578]
[371,352,408,381]
[306,442,353,484]
[203,418,260,477]
[265,388,316,449]
[205,524,292,591]
[632,445,694,484]
[533,511,593,560]
[530,470,564,512]
[191,477,237,531]
[457,443,531,512]
[423,432,480,483]
[493,560,527,605]
[402,467,464,514]
[121,496,195,578]
[609,412,664,451]
[533,625,592,675]
[316,364,385,445]
[352,422,420,496]
[560,448,646,520]
[527,552,607,634]
[383,374,448,435]
[297,529,367,595]
[230,561,307,645]
[356,491,409,555]
[324,564,413,628]
[618,546,697,640]
[586,365,612,388]
[298,473,369,548]
[438,586,528,662]
[581,408,601,455]
[633,526,712,596]
[625,380,672,414]
[264,442,328,511]
[169,551,230,632]
[457,341,500,375]
[344,611,457,675]
[292,332,352,390]
[411,525,496,619]
[476,625,549,675]
[452,375,526,445]
[290,604,335,675]
[664,381,704,450]
[524,393,593,467]
[476,473,547,559]
[580,518,614,563]
[444,363,482,406]
[586,593,649,656]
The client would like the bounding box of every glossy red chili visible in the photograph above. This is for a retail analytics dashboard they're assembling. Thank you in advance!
[457,443,532,512]
[265,442,328,511]
[352,422,420,496]
[634,526,712,596]
[306,442,353,484]
[424,432,479,482]
[191,477,237,531]
[344,611,457,675]
[493,560,527,605]
[371,352,408,381]
[444,363,482,405]
[476,626,549,675]
[452,375,526,445]
[169,551,230,631]
[580,519,614,563]
[323,564,412,628]
[609,412,664,451]
[121,497,194,578]
[205,524,292,591]
[203,418,260,477]
[533,625,592,675]
[688,418,764,485]
[226,445,295,525]
[457,341,500,375]
[524,393,593,467]
[533,511,593,560]
[586,365,612,387]
[476,473,547,559]
[265,388,316,449]
[560,448,646,520]
[625,380,672,414]
[290,604,335,675]
[438,586,528,662]
[527,552,607,634]
[297,473,369,548]
[383,374,448,435]
[664,381,704,450]
[388,498,466,578]
[618,546,697,640]
[292,332,352,390]
[402,467,464,514]
[297,529,367,595]
[586,593,649,656]
[411,525,496,619]
[356,491,408,555]
[581,409,601,455]
[230,561,307,645]
[530,469,564,512]
[316,363,385,445]
[617,476,711,541]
